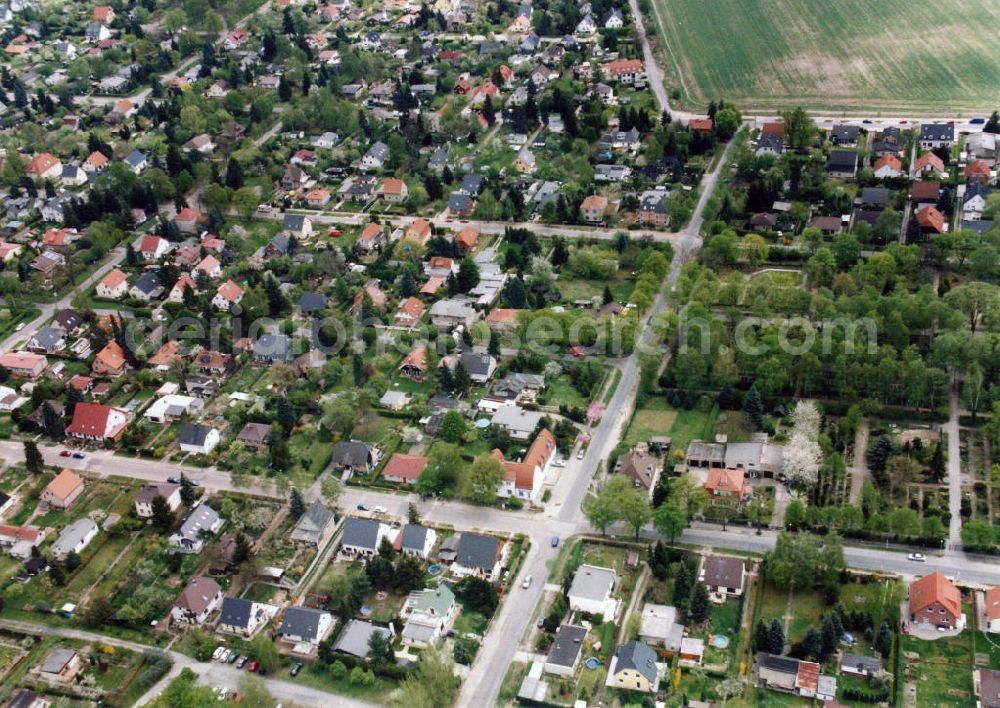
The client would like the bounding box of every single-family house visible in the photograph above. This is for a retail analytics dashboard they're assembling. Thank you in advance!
[606,641,659,693]
[278,607,335,647]
[41,469,85,510]
[382,453,427,485]
[65,402,130,442]
[290,501,336,546]
[178,423,220,455]
[331,441,376,478]
[401,584,457,648]
[700,555,746,596]
[340,517,389,558]
[169,504,223,553]
[171,576,223,625]
[569,564,617,615]
[217,597,274,637]
[334,619,393,657]
[452,533,506,581]
[909,572,963,631]
[97,268,129,300]
[544,624,588,676]
[51,518,98,560]
[134,483,181,518]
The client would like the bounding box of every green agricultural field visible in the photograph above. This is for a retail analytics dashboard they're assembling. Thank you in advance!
[647,0,1000,112]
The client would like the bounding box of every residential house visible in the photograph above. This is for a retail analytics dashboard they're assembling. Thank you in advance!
[129,271,163,301]
[456,225,479,251]
[281,214,313,239]
[606,58,644,83]
[700,555,746,596]
[41,469,85,510]
[606,641,659,693]
[873,155,904,179]
[429,298,478,330]
[639,604,684,653]
[182,134,215,154]
[495,428,556,501]
[65,402,130,441]
[491,404,544,440]
[405,217,433,245]
[401,584,457,648]
[278,607,335,648]
[452,533,506,581]
[448,192,474,217]
[965,160,994,186]
[217,597,274,637]
[544,624,587,676]
[252,334,292,363]
[357,222,386,252]
[920,123,955,149]
[615,445,662,495]
[92,341,127,377]
[178,423,219,455]
[830,124,860,146]
[909,572,963,630]
[705,467,751,503]
[382,453,427,485]
[976,668,1000,708]
[331,441,376,478]
[139,235,171,262]
[174,208,203,234]
[395,523,436,559]
[236,422,271,451]
[290,501,336,546]
[171,576,223,625]
[144,394,203,424]
[26,153,62,180]
[443,351,497,384]
[826,150,858,178]
[963,184,990,221]
[96,268,129,299]
[299,292,327,316]
[123,150,147,175]
[0,524,45,559]
[755,653,833,700]
[38,649,83,683]
[305,189,330,207]
[134,483,181,518]
[913,153,945,177]
[169,504,223,553]
[0,352,47,379]
[569,564,617,616]
[361,142,389,171]
[168,275,196,303]
[380,178,409,202]
[486,308,519,332]
[51,518,97,560]
[917,205,947,235]
[26,327,65,354]
[340,517,389,558]
[213,280,244,311]
[83,150,109,173]
[334,619,393,658]
[581,194,608,223]
[839,653,881,678]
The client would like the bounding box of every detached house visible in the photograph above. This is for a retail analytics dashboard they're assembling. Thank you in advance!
[212,280,243,311]
[341,517,389,558]
[920,123,955,149]
[495,428,556,501]
[581,194,609,223]
[569,564,617,616]
[41,469,85,510]
[382,453,428,485]
[179,423,220,455]
[452,533,506,581]
[700,555,746,596]
[171,576,223,625]
[396,298,428,327]
[278,607,335,648]
[290,501,336,546]
[169,504,223,553]
[97,268,129,300]
[357,222,386,252]
[0,352,47,379]
[134,483,181,518]
[92,340,127,377]
[66,402,130,442]
[331,440,376,478]
[401,584,457,648]
[606,641,659,693]
[218,597,274,637]
[909,572,964,631]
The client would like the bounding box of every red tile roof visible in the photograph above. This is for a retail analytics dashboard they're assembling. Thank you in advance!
[382,453,428,481]
[910,572,961,619]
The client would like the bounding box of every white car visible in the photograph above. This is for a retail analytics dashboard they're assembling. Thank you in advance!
[522,575,532,589]
[552,459,566,468]
[373,505,387,514]
[212,647,224,661]
[576,448,586,459]
[14,322,24,331]
[907,553,926,562]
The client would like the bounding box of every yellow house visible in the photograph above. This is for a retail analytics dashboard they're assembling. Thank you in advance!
[606,641,660,693]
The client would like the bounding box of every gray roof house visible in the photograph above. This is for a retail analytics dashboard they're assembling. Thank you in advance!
[178,423,220,455]
[839,652,881,677]
[331,440,376,477]
[361,142,389,170]
[253,334,292,363]
[26,326,65,354]
[51,518,98,560]
[491,405,543,440]
[169,503,222,553]
[278,606,334,645]
[129,271,163,301]
[568,564,617,615]
[398,523,436,558]
[290,501,336,546]
[217,596,273,637]
[608,640,659,691]
[341,517,388,557]
[545,624,587,676]
[453,533,503,580]
[452,351,497,383]
[298,292,327,314]
[334,619,393,657]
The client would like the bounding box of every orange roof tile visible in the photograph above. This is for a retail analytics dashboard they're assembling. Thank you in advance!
[45,468,83,501]
[910,572,961,619]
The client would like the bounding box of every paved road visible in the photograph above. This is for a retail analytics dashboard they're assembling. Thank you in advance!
[0,618,375,708]
[947,389,963,548]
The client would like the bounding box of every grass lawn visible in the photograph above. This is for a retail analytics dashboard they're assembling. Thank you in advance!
[557,275,634,303]
[753,580,830,644]
[670,406,718,456]
[0,465,27,493]
[544,375,590,409]
[625,404,677,448]
[839,578,903,629]
[296,661,398,701]
[648,0,1000,112]
[975,631,1000,670]
[580,543,628,577]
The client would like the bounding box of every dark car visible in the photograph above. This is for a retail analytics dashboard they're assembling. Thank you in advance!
[551,536,559,547]
[227,652,239,664]
[257,667,266,676]
[357,504,370,511]
[167,476,180,484]
[71,452,85,459]
[290,662,303,677]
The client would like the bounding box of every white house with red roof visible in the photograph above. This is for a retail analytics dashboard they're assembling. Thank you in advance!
[382,453,428,485]
[168,274,197,303]
[494,428,556,501]
[96,268,129,300]
[66,402,130,442]
[139,235,171,262]
[213,279,244,311]
[0,351,47,379]
[82,151,109,173]
[174,208,203,234]
[193,254,222,279]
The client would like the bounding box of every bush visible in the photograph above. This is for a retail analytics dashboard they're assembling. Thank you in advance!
[331,660,347,680]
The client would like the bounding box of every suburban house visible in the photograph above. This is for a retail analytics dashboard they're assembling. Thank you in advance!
[340,517,389,558]
[452,533,506,581]
[171,576,223,625]
[401,584,458,648]
[51,518,98,560]
[169,504,223,553]
[544,624,588,676]
[615,444,662,495]
[93,341,127,377]
[217,597,275,637]
[213,280,244,311]
[826,150,858,178]
[236,423,272,451]
[134,483,181,518]
[278,607,335,648]
[581,194,609,223]
[985,586,1000,633]
[686,435,785,479]
[394,297,426,328]
[290,501,336,546]
[839,653,882,679]
[96,268,129,299]
[41,469,85,510]
[380,178,409,202]
[282,214,313,238]
[569,564,618,616]
[700,555,746,596]
[639,604,684,654]
[976,669,1000,708]
[704,468,751,503]
[382,453,428,485]
[393,523,436,559]
[909,572,964,631]
[38,649,83,684]
[179,423,220,455]
[495,428,556,501]
[606,641,660,693]
[334,619,393,658]
[357,222,386,252]
[0,524,46,559]
[913,153,945,177]
[429,298,478,330]
[490,404,544,440]
[330,441,376,478]
[65,403,130,442]
[873,155,903,179]
[756,653,835,701]
[920,123,955,149]
[0,352,47,379]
